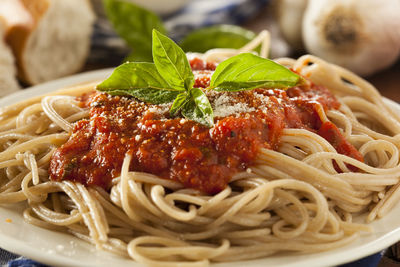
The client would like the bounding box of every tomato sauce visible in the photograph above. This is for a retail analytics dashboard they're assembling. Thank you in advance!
[49,58,363,194]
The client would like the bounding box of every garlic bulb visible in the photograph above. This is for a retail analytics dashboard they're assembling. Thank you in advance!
[302,0,400,76]
[276,0,308,51]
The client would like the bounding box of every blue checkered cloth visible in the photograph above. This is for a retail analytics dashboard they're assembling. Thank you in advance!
[0,249,49,267]
[0,245,383,267]
[0,0,385,266]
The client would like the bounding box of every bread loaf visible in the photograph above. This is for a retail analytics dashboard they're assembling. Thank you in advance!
[0,16,20,96]
[2,0,95,85]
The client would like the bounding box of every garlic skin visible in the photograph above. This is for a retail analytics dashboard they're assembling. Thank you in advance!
[302,0,400,76]
[276,0,308,51]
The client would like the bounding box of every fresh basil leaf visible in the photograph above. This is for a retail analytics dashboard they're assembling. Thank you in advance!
[170,92,189,116]
[103,0,166,62]
[106,88,180,104]
[124,47,153,62]
[152,30,194,91]
[97,62,182,104]
[210,53,301,91]
[180,25,256,53]
[181,88,214,127]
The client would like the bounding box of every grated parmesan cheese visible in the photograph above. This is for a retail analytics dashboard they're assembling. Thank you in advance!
[211,91,257,118]
[148,103,171,116]
[253,92,271,107]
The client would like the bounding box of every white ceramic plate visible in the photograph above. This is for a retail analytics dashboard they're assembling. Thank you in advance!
[0,69,400,267]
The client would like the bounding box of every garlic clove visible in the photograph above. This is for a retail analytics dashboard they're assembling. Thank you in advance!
[302,0,400,76]
[276,0,308,52]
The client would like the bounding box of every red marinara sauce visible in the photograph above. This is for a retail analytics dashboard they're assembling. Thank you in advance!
[49,58,363,194]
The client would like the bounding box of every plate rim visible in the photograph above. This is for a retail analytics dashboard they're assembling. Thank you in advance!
[0,69,399,267]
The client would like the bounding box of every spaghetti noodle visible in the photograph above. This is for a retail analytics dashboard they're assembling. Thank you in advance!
[1,33,400,266]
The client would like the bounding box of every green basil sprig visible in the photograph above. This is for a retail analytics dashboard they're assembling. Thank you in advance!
[97,29,302,127]
[152,30,194,91]
[210,53,301,91]
[96,62,181,104]
[170,88,214,127]
[98,30,213,126]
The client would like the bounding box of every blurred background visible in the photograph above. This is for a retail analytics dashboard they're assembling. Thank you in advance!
[89,0,400,104]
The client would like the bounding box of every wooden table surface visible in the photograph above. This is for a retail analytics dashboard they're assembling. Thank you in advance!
[370,60,400,103]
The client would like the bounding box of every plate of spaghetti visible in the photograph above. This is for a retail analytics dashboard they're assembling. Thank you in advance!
[1,30,400,267]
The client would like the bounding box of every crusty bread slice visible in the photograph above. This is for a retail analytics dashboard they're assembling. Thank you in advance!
[0,17,20,97]
[4,0,96,85]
